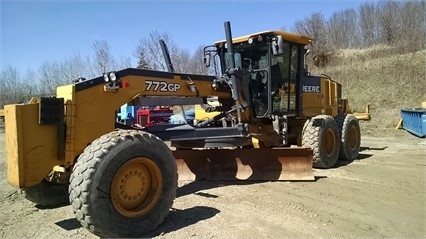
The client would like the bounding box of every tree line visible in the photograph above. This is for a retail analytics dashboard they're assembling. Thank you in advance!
[0,33,207,108]
[1,0,425,108]
[293,1,425,66]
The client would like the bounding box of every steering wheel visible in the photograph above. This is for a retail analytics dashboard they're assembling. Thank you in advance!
[255,71,266,81]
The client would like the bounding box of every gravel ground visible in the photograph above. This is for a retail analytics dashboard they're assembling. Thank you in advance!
[0,129,425,239]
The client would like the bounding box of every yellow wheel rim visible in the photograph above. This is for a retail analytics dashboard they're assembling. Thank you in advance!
[348,125,359,150]
[111,157,162,218]
[324,128,336,157]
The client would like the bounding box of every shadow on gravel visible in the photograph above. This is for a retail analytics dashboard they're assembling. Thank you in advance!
[314,176,328,181]
[35,202,69,210]
[357,153,373,160]
[145,206,220,237]
[335,159,359,167]
[334,153,373,167]
[361,146,388,151]
[55,218,82,230]
[177,180,260,198]
[177,177,326,199]
[331,145,389,167]
[54,206,220,237]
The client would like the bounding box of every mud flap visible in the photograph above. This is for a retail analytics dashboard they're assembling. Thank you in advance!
[173,148,314,181]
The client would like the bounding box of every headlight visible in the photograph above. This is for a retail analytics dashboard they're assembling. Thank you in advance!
[73,77,86,83]
[109,72,117,82]
[103,73,109,82]
[248,37,254,44]
[211,82,217,89]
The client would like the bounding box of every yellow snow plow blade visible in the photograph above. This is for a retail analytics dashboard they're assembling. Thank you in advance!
[173,147,314,181]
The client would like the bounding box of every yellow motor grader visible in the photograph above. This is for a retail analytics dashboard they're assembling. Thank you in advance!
[4,21,367,238]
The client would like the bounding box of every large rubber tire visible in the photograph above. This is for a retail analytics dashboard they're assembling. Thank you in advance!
[21,180,69,207]
[334,114,361,161]
[69,130,177,238]
[302,115,340,169]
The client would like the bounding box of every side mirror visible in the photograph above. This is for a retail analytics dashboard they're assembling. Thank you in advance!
[304,45,311,56]
[305,49,311,56]
[204,52,211,67]
[272,35,284,56]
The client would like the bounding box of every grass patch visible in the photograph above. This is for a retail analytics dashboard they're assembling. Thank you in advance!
[308,47,425,135]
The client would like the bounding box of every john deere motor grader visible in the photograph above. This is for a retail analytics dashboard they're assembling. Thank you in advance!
[4,22,364,238]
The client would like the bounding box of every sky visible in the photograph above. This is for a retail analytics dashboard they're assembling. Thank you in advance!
[1,0,366,74]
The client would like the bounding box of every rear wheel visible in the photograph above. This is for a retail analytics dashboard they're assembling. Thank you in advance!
[335,114,361,161]
[69,130,177,238]
[302,115,340,169]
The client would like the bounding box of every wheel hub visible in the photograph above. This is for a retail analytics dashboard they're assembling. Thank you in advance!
[111,157,162,218]
[118,166,150,207]
[324,128,336,156]
[348,125,358,150]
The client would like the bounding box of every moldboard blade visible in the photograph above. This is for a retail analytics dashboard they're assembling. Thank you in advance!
[173,147,314,181]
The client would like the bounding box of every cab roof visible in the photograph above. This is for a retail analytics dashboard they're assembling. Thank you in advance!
[214,30,312,46]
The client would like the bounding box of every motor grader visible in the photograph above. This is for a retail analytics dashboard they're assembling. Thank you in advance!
[4,21,366,238]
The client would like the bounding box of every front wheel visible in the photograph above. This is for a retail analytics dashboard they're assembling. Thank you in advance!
[69,130,177,238]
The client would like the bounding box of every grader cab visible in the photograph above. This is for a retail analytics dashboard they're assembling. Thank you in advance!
[3,21,367,238]
[202,27,368,168]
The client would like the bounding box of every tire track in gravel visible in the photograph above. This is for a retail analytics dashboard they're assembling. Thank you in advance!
[175,182,325,239]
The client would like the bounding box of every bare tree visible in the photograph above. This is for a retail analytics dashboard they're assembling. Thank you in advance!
[377,1,401,45]
[1,51,98,106]
[172,48,192,73]
[37,51,94,97]
[399,1,426,49]
[21,69,39,98]
[293,12,331,67]
[136,50,151,69]
[116,56,132,70]
[38,61,62,96]
[359,2,379,47]
[60,51,93,83]
[0,66,38,107]
[0,66,19,107]
[1,41,133,106]
[328,9,358,48]
[135,31,177,71]
[135,31,210,74]
[189,46,211,75]
[92,40,115,74]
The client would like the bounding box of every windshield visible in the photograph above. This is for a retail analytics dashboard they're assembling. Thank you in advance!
[224,44,269,72]
[218,40,301,117]
[222,43,271,116]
